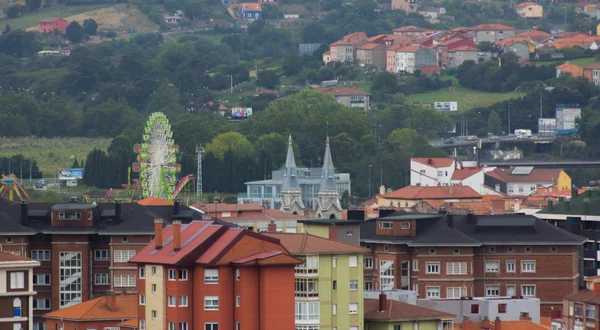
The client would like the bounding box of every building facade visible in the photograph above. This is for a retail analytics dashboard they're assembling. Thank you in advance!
[37,18,68,33]
[484,167,571,196]
[470,24,516,43]
[0,251,39,330]
[516,2,543,18]
[360,211,585,315]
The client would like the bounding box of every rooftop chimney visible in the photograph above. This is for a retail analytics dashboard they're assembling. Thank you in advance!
[467,210,475,224]
[69,196,78,203]
[439,206,447,214]
[267,220,277,233]
[173,198,180,215]
[115,201,122,224]
[463,316,474,330]
[154,219,163,249]
[106,293,117,311]
[519,312,531,321]
[447,212,454,228]
[594,282,600,297]
[482,316,491,330]
[378,292,387,312]
[427,158,432,165]
[494,316,502,330]
[172,220,181,251]
[20,201,28,226]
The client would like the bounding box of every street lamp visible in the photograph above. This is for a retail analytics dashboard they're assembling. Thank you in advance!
[368,164,372,198]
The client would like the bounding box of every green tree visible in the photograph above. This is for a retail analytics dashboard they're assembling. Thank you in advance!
[6,5,23,18]
[256,70,280,90]
[4,24,10,34]
[488,110,502,135]
[478,41,493,52]
[253,133,288,170]
[83,19,98,35]
[371,72,398,98]
[301,23,327,43]
[206,131,254,160]
[66,21,84,43]
[72,158,80,168]
[282,53,304,76]
[25,0,41,11]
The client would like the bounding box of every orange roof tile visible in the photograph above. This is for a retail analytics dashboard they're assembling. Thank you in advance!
[137,197,173,206]
[393,26,434,33]
[495,320,550,330]
[449,45,478,51]
[486,168,563,183]
[359,43,382,50]
[517,30,551,38]
[118,319,138,328]
[585,62,600,69]
[240,3,262,11]
[0,251,37,262]
[516,1,540,7]
[44,294,137,320]
[382,186,482,200]
[451,167,483,180]
[470,24,515,31]
[364,298,454,321]
[412,157,455,168]
[317,87,371,96]
[263,232,370,254]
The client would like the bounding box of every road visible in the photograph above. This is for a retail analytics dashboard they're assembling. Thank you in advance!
[429,135,564,148]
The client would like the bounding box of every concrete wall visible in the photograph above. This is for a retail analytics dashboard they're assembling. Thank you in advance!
[410,160,455,186]
[417,297,541,323]
[415,48,438,69]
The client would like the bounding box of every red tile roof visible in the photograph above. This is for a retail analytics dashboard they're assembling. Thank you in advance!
[317,87,371,96]
[517,30,551,38]
[118,319,138,328]
[364,298,454,321]
[516,1,540,7]
[412,157,455,168]
[39,17,66,23]
[0,251,36,263]
[451,167,483,180]
[564,289,600,305]
[393,26,434,33]
[585,62,600,69]
[448,45,478,51]
[240,3,262,11]
[264,232,370,254]
[486,168,563,183]
[455,320,550,330]
[470,24,515,31]
[382,186,482,200]
[397,45,422,52]
[193,203,264,212]
[137,197,173,206]
[44,294,136,320]
[359,43,383,50]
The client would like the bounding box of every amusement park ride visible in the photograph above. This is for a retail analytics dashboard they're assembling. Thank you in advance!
[83,112,196,204]
[0,174,31,201]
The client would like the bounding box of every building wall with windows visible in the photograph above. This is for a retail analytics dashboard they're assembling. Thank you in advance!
[0,252,39,330]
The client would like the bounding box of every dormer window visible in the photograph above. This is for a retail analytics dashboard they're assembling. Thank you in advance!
[401,222,410,229]
[379,222,393,229]
[59,212,81,220]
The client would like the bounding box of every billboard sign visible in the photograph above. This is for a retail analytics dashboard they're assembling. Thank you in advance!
[58,168,83,180]
[556,107,581,130]
[231,107,253,118]
[66,180,77,187]
[434,102,458,111]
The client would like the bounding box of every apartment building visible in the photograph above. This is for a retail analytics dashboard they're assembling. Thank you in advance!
[264,231,369,330]
[360,211,585,315]
[129,219,301,330]
[0,198,204,328]
[0,251,40,330]
[555,277,600,330]
[376,185,482,208]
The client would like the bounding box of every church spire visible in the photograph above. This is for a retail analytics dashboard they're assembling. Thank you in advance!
[282,135,299,189]
[320,136,336,191]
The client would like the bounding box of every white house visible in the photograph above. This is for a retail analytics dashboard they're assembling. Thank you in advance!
[395,45,420,73]
[410,158,456,186]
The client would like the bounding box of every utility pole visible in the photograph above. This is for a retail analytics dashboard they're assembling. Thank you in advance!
[230,75,233,94]
[196,145,205,204]
[368,165,372,198]
[540,91,543,119]
[380,160,383,187]
[508,104,511,135]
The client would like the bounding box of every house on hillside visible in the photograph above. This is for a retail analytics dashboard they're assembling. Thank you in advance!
[317,87,371,111]
[38,18,69,33]
[583,62,600,85]
[357,43,387,69]
[556,61,584,78]
[446,45,478,67]
[516,2,543,18]
[392,26,434,38]
[497,38,534,59]
[469,24,516,43]
[484,167,571,196]
[328,32,368,63]
[376,185,482,208]
[395,45,437,73]
[391,0,418,13]
[239,3,262,20]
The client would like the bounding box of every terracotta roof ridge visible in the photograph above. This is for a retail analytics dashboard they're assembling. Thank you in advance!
[300,232,309,253]
[82,297,107,318]
[388,300,393,318]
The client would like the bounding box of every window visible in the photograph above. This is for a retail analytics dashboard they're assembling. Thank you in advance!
[525,246,532,253]
[33,323,46,330]
[485,285,500,297]
[333,280,337,290]
[586,304,595,321]
[152,310,157,319]
[333,304,337,315]
[485,260,499,273]
[551,246,558,253]
[364,257,373,269]
[179,322,189,330]
[471,304,480,314]
[169,323,177,330]
[179,296,188,307]
[31,250,50,261]
[10,272,24,289]
[384,245,389,251]
[114,250,135,263]
[498,303,507,313]
[438,170,444,176]
[350,280,358,290]
[168,295,176,307]
[521,285,536,297]
[168,269,177,280]
[59,252,82,308]
[205,324,218,330]
[122,236,128,242]
[295,278,318,297]
[114,275,136,287]
[139,267,145,279]
[506,260,515,273]
[426,287,440,298]
[412,284,419,295]
[426,262,440,274]
[139,294,146,305]
[333,257,337,268]
[33,298,51,310]
[13,297,21,317]
[453,248,460,254]
[152,266,157,275]
[413,260,418,271]
[521,261,536,273]
[346,230,353,236]
[349,255,358,267]
[507,247,514,253]
[429,248,436,255]
[94,274,110,285]
[139,320,146,330]
[59,212,81,220]
[349,303,358,314]
[446,262,467,275]
[236,268,240,281]
[401,222,410,229]
[295,301,319,321]
[507,285,516,297]
[94,250,109,261]
[205,296,219,310]
[365,281,374,290]
[446,287,467,299]
[205,269,218,283]
[34,274,51,285]
[489,247,496,253]
[296,256,319,274]
[179,269,188,280]
[379,222,393,229]
[236,295,240,307]
[152,284,157,293]
[380,260,394,290]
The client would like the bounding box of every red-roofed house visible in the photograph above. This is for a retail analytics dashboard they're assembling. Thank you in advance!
[239,3,262,19]
[555,61,584,78]
[43,293,136,330]
[129,219,301,330]
[469,24,516,43]
[392,26,434,38]
[396,44,438,73]
[484,167,571,196]
[584,62,600,85]
[516,2,543,18]
[446,44,479,67]
[317,87,371,111]
[391,0,418,12]
[328,32,368,63]
[411,157,457,186]
[357,43,387,69]
[0,251,40,330]
[365,293,455,329]
[418,65,441,75]
[377,185,482,208]
[38,18,69,33]
[386,41,410,72]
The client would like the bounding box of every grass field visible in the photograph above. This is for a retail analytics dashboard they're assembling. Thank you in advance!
[405,85,526,111]
[534,57,597,67]
[3,4,106,30]
[0,137,112,177]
